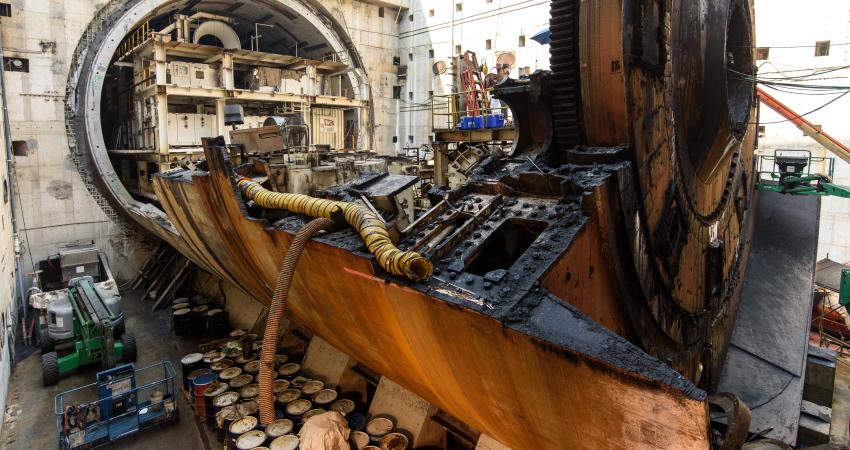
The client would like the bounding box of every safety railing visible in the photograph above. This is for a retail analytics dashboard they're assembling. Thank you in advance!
[54,361,178,450]
[431,90,512,131]
[115,20,151,61]
[755,149,835,183]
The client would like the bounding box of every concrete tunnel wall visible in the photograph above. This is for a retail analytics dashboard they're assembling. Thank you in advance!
[1,0,406,285]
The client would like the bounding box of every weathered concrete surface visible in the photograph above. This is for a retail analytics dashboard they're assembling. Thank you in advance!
[0,291,214,449]
[0,57,18,435]
[1,0,149,283]
[301,335,353,388]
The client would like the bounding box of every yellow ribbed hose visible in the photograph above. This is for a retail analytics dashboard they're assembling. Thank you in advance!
[237,178,433,282]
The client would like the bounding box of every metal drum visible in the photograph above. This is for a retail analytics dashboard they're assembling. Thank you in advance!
[351,431,370,449]
[273,354,288,368]
[239,383,260,402]
[230,374,253,390]
[235,353,257,366]
[206,308,230,338]
[272,379,290,395]
[236,400,260,419]
[277,363,300,379]
[251,340,263,352]
[269,434,299,450]
[290,376,310,389]
[227,416,258,450]
[300,380,324,397]
[180,353,204,391]
[275,389,301,412]
[193,373,219,417]
[204,381,229,420]
[204,350,224,365]
[213,391,240,428]
[329,398,355,416]
[173,308,192,337]
[284,398,311,423]
[172,302,191,311]
[348,412,367,431]
[191,305,209,336]
[211,359,235,373]
[365,418,393,442]
[236,430,267,450]
[264,419,294,439]
[379,433,409,450]
[242,360,261,376]
[230,329,247,338]
[215,404,238,441]
[313,389,338,407]
[187,368,212,397]
[219,366,243,383]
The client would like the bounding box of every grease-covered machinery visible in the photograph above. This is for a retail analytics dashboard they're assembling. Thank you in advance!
[73,0,788,448]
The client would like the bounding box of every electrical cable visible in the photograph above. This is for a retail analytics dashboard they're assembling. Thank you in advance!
[755,90,849,125]
[756,62,850,80]
[742,42,850,49]
[400,0,543,37]
[399,0,550,40]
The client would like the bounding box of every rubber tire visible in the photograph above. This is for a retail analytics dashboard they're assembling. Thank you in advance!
[112,322,125,339]
[40,331,55,354]
[122,333,137,362]
[42,352,60,386]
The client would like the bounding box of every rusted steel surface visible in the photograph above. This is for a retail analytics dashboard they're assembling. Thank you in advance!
[68,0,763,447]
[490,0,758,385]
[575,0,757,384]
[578,0,628,145]
[145,146,713,450]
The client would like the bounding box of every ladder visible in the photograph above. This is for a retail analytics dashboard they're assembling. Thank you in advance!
[459,51,490,117]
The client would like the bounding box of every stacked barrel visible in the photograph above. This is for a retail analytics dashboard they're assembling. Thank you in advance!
[180,330,408,450]
[172,297,230,339]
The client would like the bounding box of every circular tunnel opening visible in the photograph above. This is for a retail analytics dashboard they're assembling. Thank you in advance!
[725,0,755,141]
[96,0,364,204]
[672,0,755,182]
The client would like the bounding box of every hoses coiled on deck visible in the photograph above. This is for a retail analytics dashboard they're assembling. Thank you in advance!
[258,218,334,425]
[237,178,433,282]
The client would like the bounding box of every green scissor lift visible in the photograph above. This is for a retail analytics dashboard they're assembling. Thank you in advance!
[840,269,850,308]
[42,277,137,386]
[755,150,850,198]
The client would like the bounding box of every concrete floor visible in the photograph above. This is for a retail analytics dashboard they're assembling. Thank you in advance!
[1,291,215,450]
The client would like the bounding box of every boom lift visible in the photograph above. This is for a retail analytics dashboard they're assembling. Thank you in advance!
[755,150,850,198]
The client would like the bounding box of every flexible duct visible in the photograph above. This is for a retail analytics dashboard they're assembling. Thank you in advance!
[237,178,433,282]
[259,218,334,425]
